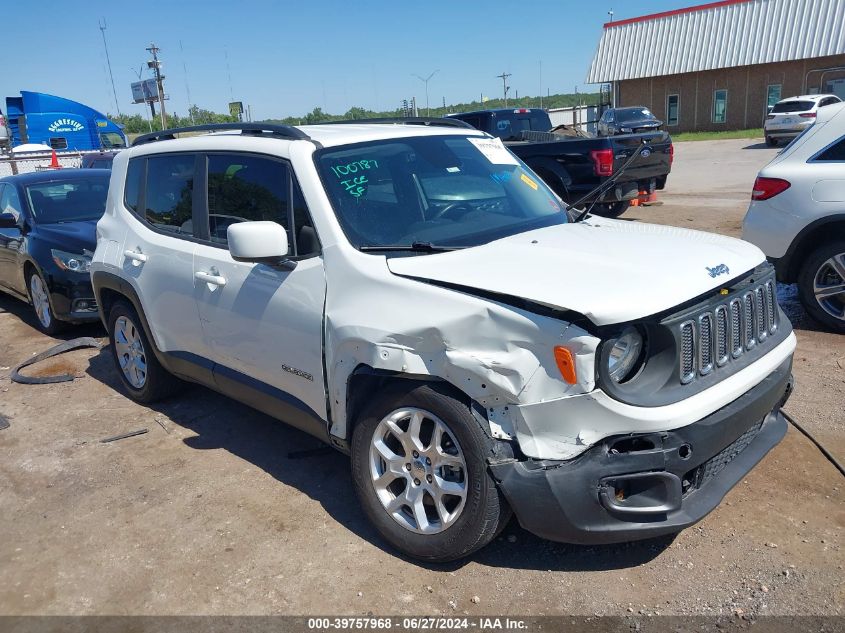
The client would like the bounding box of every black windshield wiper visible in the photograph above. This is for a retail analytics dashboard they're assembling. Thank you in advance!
[568,138,651,223]
[359,241,464,253]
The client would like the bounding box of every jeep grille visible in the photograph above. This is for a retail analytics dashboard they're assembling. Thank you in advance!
[679,280,778,383]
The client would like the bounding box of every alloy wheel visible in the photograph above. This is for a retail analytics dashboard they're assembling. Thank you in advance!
[114,316,148,388]
[29,274,52,329]
[813,252,845,323]
[369,407,468,535]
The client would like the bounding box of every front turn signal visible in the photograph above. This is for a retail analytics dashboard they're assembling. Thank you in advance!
[554,346,577,384]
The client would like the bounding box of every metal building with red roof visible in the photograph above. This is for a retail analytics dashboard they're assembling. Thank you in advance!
[586,0,845,132]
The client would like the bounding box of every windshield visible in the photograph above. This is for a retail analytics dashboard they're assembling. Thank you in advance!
[616,107,655,122]
[26,176,109,223]
[99,132,126,149]
[772,101,814,113]
[315,135,567,251]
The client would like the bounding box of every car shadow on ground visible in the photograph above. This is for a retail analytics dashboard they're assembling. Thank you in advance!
[743,142,775,150]
[0,292,105,344]
[82,346,672,572]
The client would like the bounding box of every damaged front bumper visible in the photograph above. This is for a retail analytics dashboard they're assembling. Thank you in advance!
[489,357,793,545]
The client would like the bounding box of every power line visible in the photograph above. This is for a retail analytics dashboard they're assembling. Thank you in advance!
[98,19,121,115]
[180,40,194,124]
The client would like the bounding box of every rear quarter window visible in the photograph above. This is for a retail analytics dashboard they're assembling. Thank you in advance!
[124,158,143,213]
[143,154,196,235]
[814,136,845,161]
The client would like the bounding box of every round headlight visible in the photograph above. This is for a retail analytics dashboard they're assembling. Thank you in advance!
[607,327,643,383]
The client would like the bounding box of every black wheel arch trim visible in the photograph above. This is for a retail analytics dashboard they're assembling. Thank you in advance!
[776,213,845,283]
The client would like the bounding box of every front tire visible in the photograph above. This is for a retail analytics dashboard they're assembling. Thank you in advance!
[351,383,510,562]
[26,269,63,335]
[797,241,845,333]
[107,300,183,402]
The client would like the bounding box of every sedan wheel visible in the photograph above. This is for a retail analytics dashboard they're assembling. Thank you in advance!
[29,274,51,329]
[26,270,61,334]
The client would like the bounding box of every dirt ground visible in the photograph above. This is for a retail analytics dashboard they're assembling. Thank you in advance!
[0,138,842,617]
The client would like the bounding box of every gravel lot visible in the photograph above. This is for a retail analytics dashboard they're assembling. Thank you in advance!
[0,138,842,618]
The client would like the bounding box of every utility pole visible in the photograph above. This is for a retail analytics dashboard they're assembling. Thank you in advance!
[99,19,120,115]
[496,72,512,107]
[146,43,167,130]
[412,70,439,116]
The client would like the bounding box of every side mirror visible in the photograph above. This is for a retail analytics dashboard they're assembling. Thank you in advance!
[0,212,19,229]
[227,221,293,269]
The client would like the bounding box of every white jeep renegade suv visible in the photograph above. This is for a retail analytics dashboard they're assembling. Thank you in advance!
[92,121,796,562]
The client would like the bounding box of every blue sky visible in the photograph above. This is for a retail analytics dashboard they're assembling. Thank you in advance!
[3,0,685,120]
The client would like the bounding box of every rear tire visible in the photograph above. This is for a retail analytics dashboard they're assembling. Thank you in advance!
[797,241,845,333]
[351,383,511,562]
[765,135,777,147]
[590,200,631,218]
[107,300,183,402]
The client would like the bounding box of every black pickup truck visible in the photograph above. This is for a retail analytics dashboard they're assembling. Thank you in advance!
[448,108,673,217]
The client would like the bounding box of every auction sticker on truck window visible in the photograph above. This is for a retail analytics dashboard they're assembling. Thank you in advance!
[468,137,520,166]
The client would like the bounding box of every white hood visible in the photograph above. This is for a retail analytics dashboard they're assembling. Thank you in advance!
[387,219,765,325]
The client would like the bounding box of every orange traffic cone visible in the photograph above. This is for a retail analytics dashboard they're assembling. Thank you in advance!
[48,149,62,169]
[641,190,659,206]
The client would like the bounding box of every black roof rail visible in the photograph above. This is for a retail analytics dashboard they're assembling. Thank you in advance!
[131,123,312,147]
[316,117,475,130]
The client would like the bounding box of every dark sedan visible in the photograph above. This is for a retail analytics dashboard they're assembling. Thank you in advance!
[0,169,109,333]
[598,107,663,136]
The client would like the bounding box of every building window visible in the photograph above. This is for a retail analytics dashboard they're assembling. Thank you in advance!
[713,89,727,124]
[767,84,782,110]
[667,94,679,126]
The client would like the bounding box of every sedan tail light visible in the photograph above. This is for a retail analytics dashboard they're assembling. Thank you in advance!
[669,143,674,166]
[590,148,614,176]
[751,177,791,201]
[799,112,817,118]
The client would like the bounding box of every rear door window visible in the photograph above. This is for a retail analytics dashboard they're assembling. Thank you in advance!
[144,154,196,235]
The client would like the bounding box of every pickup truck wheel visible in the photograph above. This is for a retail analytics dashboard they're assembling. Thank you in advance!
[798,241,845,333]
[590,201,630,218]
[351,384,510,562]
[107,301,183,402]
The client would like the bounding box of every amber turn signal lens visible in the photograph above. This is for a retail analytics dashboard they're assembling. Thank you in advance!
[553,346,577,384]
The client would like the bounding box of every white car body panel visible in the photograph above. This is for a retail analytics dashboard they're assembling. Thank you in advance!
[191,242,328,419]
[744,102,845,259]
[388,219,765,325]
[511,334,795,460]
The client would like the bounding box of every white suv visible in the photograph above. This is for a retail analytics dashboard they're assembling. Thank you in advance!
[92,121,796,562]
[764,94,841,147]
[744,101,845,333]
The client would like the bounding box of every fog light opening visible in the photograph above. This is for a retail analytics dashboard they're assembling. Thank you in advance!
[678,444,693,460]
